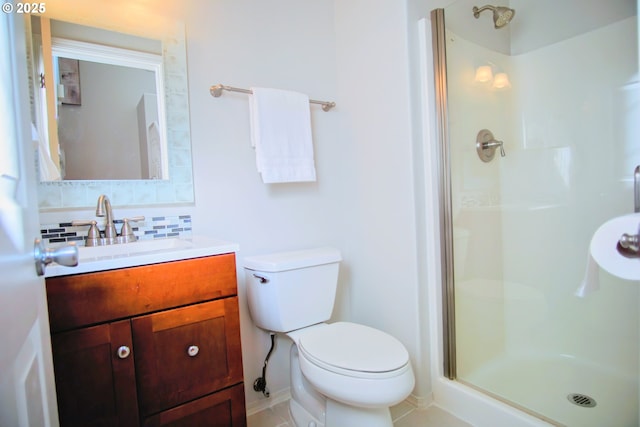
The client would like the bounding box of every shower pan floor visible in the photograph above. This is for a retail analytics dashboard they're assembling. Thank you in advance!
[463,353,638,427]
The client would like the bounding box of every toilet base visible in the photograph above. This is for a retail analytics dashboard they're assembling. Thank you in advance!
[290,398,325,427]
[290,397,393,427]
[289,342,392,427]
[325,399,392,427]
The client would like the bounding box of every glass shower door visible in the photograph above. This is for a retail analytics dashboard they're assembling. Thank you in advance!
[433,1,639,425]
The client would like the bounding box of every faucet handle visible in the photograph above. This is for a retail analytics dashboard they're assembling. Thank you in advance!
[72,220,101,247]
[119,216,145,243]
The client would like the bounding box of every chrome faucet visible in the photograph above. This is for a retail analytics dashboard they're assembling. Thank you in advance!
[96,194,117,244]
[73,195,144,246]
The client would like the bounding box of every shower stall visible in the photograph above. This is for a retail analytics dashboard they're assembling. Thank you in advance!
[430,0,639,425]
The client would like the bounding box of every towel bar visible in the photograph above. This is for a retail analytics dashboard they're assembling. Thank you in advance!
[210,84,336,112]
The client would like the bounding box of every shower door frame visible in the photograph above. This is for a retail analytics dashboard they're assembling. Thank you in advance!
[430,8,457,380]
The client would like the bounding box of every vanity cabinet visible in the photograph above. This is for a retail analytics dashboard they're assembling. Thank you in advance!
[46,253,246,427]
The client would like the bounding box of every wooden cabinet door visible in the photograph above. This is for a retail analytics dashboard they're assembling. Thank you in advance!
[142,384,246,427]
[51,320,139,427]
[132,297,243,416]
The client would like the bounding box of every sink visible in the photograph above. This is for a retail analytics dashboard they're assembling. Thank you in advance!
[45,236,239,277]
[79,238,193,261]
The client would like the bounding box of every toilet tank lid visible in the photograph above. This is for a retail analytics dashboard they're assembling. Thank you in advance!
[243,247,342,272]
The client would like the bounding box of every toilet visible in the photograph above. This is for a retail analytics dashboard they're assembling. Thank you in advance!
[244,247,415,427]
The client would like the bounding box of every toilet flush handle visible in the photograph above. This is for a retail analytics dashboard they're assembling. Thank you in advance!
[253,274,269,284]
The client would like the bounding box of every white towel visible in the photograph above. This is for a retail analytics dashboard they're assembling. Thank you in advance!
[249,87,316,183]
[33,123,61,181]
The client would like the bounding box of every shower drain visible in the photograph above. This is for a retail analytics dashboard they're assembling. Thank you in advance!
[567,393,597,408]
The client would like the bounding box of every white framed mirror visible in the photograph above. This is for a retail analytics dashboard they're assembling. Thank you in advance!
[28,11,194,209]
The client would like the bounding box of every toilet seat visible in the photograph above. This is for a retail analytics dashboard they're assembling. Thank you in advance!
[297,322,410,379]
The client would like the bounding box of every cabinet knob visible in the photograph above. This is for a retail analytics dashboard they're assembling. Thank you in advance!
[187,345,199,357]
[117,345,131,359]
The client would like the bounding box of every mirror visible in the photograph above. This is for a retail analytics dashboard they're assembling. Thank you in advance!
[52,36,168,180]
[27,6,194,209]
[31,17,169,180]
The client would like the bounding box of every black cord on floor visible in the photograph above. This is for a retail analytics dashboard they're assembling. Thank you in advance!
[253,332,276,397]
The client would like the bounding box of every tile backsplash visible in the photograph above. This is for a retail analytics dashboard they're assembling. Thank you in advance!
[40,214,192,247]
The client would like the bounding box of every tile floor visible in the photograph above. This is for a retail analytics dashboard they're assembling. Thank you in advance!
[247,399,473,427]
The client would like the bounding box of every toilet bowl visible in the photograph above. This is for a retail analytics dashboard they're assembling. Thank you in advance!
[290,322,414,407]
[244,247,415,427]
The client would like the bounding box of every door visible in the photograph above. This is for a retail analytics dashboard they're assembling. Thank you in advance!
[0,10,59,427]
[51,321,139,426]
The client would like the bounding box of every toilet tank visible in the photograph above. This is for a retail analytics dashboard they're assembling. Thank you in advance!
[243,247,342,332]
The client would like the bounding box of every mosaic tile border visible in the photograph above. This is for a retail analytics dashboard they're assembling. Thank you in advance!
[40,214,192,247]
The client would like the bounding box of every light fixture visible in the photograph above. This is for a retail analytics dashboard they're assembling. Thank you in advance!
[474,65,493,83]
[492,72,511,89]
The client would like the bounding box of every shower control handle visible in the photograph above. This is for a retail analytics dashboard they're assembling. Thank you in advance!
[476,129,506,162]
[483,140,505,156]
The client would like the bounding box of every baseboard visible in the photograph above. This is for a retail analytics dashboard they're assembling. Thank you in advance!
[246,387,292,416]
[405,392,434,410]
[246,389,432,418]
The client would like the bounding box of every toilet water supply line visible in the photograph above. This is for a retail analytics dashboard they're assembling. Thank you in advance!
[254,332,276,397]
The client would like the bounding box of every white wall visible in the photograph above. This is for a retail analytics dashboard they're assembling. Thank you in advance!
[183,0,427,410]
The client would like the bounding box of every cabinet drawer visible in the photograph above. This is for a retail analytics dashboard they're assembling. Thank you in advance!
[142,384,246,427]
[47,254,237,332]
[132,298,243,415]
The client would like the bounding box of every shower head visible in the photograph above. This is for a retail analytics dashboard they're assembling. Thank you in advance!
[473,4,515,29]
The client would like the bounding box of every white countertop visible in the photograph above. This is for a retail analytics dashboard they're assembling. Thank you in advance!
[45,235,239,277]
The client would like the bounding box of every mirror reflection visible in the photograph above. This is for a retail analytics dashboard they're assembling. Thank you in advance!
[30,17,169,181]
